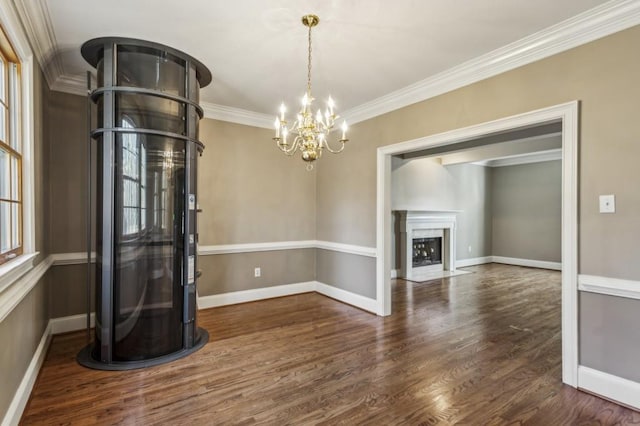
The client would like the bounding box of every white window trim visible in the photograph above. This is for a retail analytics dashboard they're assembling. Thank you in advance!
[0,252,37,293]
[0,2,38,292]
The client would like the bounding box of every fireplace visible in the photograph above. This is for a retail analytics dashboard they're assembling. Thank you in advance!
[413,235,442,268]
[396,211,457,281]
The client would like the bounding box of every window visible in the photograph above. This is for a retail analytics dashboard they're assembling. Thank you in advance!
[0,27,21,266]
[121,117,146,237]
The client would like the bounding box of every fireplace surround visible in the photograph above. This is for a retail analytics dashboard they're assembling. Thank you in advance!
[396,210,458,281]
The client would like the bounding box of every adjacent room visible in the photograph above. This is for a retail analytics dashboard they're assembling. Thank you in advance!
[2,1,640,424]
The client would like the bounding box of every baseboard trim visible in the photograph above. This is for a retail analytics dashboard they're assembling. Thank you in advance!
[50,313,95,335]
[49,281,378,334]
[578,274,640,300]
[492,256,561,271]
[390,269,399,279]
[314,281,378,314]
[2,322,52,426]
[198,281,316,309]
[578,365,640,410]
[456,256,493,268]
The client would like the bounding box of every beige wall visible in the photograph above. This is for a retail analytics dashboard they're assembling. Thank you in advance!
[45,101,319,317]
[317,25,640,278]
[315,25,640,381]
[491,161,561,262]
[195,119,318,297]
[198,119,316,244]
[48,92,89,254]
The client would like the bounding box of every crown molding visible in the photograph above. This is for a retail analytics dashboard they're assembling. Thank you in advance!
[200,102,273,129]
[50,73,88,96]
[12,0,61,88]
[14,0,640,127]
[342,0,640,124]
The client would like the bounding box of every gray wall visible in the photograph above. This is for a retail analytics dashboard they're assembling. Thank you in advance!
[580,292,640,382]
[0,276,49,419]
[315,25,640,382]
[491,160,561,262]
[579,292,640,382]
[199,250,315,295]
[48,264,93,318]
[316,250,376,299]
[391,158,493,268]
[390,157,561,268]
[450,163,493,260]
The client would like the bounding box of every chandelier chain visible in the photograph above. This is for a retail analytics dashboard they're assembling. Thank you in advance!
[307,23,312,95]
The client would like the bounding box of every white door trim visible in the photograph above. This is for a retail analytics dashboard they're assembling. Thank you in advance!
[375,101,579,387]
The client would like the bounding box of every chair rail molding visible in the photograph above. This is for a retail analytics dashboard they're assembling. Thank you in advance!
[199,240,377,257]
[578,274,640,300]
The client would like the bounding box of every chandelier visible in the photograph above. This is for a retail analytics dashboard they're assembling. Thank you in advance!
[273,14,348,171]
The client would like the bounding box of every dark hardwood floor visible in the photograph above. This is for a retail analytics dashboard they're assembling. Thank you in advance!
[22,264,640,425]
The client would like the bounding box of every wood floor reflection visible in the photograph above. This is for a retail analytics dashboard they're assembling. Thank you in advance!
[21,264,640,425]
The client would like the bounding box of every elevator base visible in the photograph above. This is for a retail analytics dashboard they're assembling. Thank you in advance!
[76,327,209,371]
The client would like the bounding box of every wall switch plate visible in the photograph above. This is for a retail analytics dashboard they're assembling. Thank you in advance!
[599,194,615,213]
[254,267,261,277]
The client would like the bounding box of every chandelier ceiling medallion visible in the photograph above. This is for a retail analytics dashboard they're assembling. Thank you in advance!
[273,14,348,171]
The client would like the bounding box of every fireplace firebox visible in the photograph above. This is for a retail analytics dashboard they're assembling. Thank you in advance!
[412,237,443,267]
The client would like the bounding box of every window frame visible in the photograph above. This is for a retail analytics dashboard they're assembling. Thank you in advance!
[0,45,23,265]
[0,2,37,290]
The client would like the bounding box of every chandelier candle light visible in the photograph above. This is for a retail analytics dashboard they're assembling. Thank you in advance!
[273,14,348,171]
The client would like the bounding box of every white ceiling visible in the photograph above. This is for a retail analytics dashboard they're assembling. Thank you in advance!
[13,0,625,124]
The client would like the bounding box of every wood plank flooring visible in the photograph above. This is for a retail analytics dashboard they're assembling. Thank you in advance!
[21,264,640,425]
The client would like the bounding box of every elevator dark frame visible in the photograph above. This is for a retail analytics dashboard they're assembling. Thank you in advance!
[77,37,212,370]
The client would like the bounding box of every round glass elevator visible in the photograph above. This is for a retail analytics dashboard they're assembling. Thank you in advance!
[78,37,211,370]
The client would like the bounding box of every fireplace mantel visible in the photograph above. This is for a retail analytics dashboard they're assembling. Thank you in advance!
[395,210,459,281]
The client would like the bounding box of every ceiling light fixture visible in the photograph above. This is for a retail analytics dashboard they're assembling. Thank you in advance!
[273,14,348,171]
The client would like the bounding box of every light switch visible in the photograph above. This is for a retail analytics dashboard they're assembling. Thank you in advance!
[599,194,615,213]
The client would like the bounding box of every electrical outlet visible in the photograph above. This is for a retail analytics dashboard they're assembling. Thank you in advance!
[254,267,261,277]
[599,194,615,213]
[468,245,472,253]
